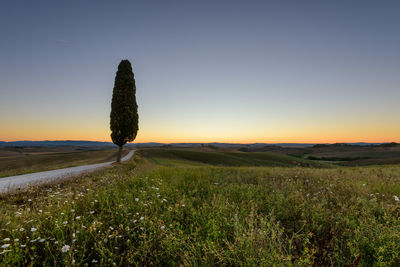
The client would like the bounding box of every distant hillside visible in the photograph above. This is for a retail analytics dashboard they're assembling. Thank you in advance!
[140,148,333,168]
[0,141,115,147]
[0,140,390,148]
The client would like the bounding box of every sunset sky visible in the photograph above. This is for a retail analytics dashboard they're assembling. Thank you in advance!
[1,1,399,143]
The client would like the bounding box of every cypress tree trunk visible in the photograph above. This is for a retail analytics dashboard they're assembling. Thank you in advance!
[116,145,123,163]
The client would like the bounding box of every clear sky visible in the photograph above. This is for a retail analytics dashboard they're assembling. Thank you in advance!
[1,0,399,143]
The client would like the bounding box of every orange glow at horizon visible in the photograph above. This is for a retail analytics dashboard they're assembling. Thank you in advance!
[1,125,399,144]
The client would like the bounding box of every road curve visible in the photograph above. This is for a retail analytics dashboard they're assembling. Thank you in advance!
[0,150,135,194]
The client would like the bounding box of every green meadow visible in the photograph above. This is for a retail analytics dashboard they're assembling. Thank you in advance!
[0,148,128,178]
[1,149,400,266]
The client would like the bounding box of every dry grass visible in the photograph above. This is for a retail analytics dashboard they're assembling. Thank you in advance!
[0,149,128,178]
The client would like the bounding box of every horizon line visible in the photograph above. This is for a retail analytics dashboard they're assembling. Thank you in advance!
[0,140,398,145]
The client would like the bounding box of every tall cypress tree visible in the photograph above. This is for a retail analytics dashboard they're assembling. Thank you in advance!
[110,59,138,162]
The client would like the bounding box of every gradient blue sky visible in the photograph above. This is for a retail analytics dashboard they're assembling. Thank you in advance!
[1,0,399,143]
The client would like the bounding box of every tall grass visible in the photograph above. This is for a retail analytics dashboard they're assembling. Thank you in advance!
[0,154,400,265]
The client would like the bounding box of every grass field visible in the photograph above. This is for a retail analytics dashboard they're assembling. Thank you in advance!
[141,148,333,168]
[0,148,400,265]
[243,143,400,166]
[0,147,128,178]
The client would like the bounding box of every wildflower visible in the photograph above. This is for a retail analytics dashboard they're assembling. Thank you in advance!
[181,204,185,207]
[71,209,75,213]
[20,245,26,248]
[75,216,81,220]
[160,225,166,230]
[135,198,139,202]
[31,227,37,232]
[162,199,167,202]
[140,217,144,220]
[3,238,10,242]
[19,228,25,232]
[28,199,32,202]
[61,245,70,253]
[14,239,19,242]
[63,221,68,225]
[1,244,10,249]
[362,184,366,187]
[394,195,399,201]
[92,259,98,263]
[90,211,95,214]
[54,241,59,244]
[39,239,45,243]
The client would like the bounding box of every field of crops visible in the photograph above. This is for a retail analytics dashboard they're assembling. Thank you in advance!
[1,149,399,265]
[0,148,128,178]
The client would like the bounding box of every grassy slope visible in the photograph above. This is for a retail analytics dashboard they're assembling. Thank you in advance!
[1,150,400,265]
[141,148,333,168]
[0,149,129,178]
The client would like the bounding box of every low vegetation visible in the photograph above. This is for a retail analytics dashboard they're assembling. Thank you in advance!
[141,148,332,168]
[0,149,400,265]
[0,148,128,178]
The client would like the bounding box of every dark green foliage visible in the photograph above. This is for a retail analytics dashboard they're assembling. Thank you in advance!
[110,60,138,148]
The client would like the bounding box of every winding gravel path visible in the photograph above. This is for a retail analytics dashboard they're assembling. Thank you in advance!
[0,150,135,194]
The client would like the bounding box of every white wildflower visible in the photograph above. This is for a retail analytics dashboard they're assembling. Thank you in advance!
[140,216,144,220]
[160,225,166,230]
[135,198,139,202]
[1,244,10,249]
[3,238,10,242]
[31,227,37,232]
[394,195,399,201]
[61,245,70,253]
